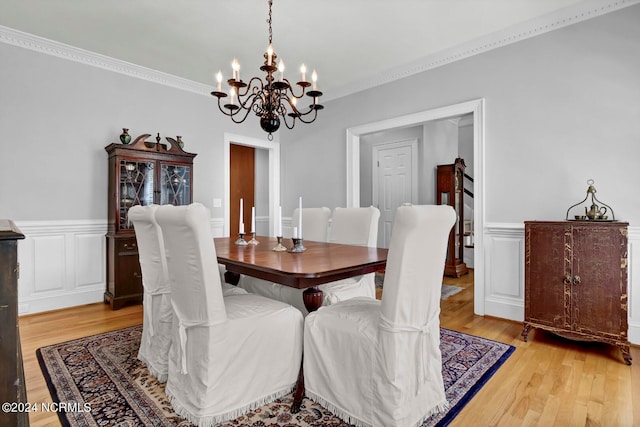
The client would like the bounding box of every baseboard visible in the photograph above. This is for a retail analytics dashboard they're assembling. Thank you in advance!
[19,288,104,315]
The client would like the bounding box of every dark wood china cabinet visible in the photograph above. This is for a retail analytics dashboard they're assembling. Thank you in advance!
[436,158,468,277]
[105,133,196,310]
[0,220,28,426]
[522,221,631,365]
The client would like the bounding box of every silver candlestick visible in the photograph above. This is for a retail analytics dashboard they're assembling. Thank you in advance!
[272,236,287,251]
[234,233,248,246]
[248,232,259,245]
[288,237,306,253]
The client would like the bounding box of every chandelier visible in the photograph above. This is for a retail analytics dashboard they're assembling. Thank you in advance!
[210,0,323,140]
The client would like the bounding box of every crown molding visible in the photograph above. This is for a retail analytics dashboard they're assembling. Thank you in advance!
[0,25,212,96]
[327,0,640,101]
[1,0,638,101]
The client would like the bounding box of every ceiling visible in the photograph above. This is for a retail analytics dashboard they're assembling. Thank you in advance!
[1,0,596,99]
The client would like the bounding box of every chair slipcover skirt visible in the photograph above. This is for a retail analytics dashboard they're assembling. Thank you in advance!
[166,293,302,426]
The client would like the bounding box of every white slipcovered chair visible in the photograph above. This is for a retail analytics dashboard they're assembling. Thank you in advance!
[322,206,380,303]
[128,205,247,382]
[304,204,456,427]
[155,203,303,426]
[128,204,172,382]
[239,206,380,315]
[291,206,331,241]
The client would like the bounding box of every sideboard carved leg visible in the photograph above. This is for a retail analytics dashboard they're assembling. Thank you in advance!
[620,345,632,365]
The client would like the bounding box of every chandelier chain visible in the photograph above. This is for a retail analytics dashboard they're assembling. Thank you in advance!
[267,0,273,45]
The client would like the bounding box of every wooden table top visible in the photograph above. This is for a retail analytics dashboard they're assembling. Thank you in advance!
[215,236,388,289]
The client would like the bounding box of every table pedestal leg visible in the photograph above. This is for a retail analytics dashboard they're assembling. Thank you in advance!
[302,286,323,312]
[291,286,323,413]
[224,270,240,285]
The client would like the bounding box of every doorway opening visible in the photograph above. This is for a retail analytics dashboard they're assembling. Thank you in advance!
[224,133,280,238]
[346,99,485,316]
[371,138,419,248]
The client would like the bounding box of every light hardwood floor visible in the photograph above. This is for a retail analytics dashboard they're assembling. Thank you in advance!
[20,271,640,426]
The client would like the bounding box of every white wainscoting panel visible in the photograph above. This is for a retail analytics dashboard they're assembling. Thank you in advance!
[33,235,66,292]
[75,233,105,287]
[16,220,107,315]
[483,224,525,322]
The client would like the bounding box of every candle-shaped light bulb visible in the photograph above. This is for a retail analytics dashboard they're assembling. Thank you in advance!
[232,58,240,81]
[267,44,274,66]
[229,87,235,105]
[300,63,307,82]
[278,59,285,81]
[312,70,318,90]
[216,70,223,92]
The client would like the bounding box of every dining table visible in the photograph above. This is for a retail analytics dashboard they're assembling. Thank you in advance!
[214,235,388,412]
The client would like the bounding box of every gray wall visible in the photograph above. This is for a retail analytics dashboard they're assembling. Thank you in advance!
[282,5,640,225]
[0,41,267,222]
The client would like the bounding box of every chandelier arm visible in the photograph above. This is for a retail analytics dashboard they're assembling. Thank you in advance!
[281,112,296,130]
[280,79,307,99]
[237,91,262,113]
[229,107,254,124]
[235,76,265,98]
[216,97,255,124]
[294,109,319,124]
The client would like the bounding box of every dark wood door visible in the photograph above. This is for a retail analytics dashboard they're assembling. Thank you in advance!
[525,222,569,329]
[230,144,255,236]
[572,225,624,337]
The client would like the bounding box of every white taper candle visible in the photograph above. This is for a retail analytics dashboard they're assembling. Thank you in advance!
[251,206,255,233]
[298,196,303,238]
[239,198,244,233]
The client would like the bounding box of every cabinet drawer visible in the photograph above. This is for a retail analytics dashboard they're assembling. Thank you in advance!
[117,238,138,254]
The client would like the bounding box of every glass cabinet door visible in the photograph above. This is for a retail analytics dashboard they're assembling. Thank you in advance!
[160,163,191,206]
[119,160,155,229]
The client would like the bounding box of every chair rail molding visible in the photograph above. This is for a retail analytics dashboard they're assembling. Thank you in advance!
[12,218,640,345]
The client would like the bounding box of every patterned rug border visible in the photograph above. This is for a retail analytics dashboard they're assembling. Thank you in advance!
[37,325,515,427]
[36,349,69,427]
[437,334,515,426]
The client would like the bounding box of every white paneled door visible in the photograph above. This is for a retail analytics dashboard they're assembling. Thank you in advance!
[372,139,418,247]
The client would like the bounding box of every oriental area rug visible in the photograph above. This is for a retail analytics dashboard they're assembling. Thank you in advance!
[37,325,514,427]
